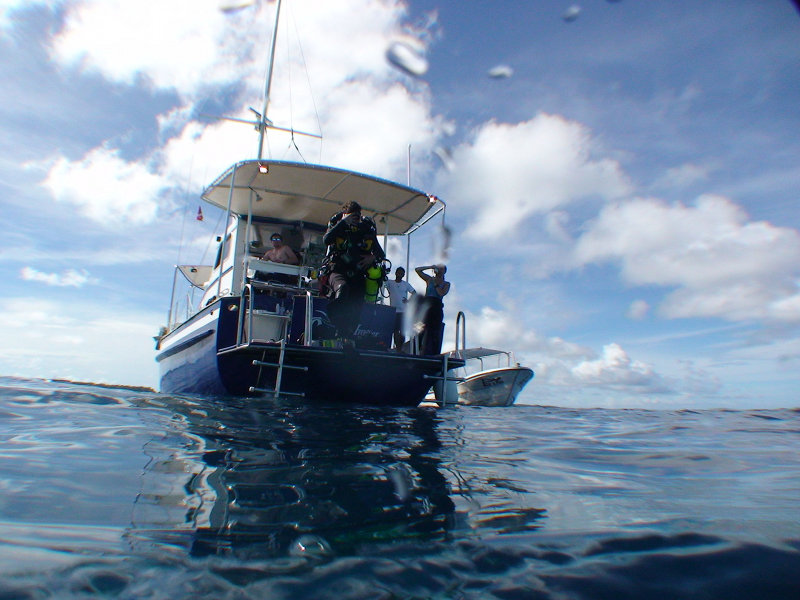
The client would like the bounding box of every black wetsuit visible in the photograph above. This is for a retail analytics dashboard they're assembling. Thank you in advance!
[322,214,385,338]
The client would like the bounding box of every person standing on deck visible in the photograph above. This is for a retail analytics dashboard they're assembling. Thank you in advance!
[322,201,385,342]
[414,264,450,355]
[385,266,417,351]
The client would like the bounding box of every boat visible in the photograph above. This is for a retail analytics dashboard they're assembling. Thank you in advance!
[155,1,462,406]
[422,314,534,407]
[449,347,534,407]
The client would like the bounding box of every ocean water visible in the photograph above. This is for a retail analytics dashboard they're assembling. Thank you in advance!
[0,377,798,599]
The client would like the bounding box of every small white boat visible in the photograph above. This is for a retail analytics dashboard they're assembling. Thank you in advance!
[451,347,534,407]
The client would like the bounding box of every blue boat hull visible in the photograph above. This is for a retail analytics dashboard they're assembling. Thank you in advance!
[157,297,458,406]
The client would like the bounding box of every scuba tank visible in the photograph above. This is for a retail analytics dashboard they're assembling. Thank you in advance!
[364,263,385,303]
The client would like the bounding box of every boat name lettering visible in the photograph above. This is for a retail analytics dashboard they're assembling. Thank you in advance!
[480,376,504,388]
[353,324,381,338]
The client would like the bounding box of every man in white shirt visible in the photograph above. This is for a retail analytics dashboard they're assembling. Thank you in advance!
[384,267,416,350]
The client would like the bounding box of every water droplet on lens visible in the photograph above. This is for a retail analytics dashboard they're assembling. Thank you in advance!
[218,0,255,13]
[386,464,414,501]
[439,223,452,262]
[434,146,454,171]
[563,5,581,22]
[488,64,514,79]
[290,534,333,558]
[386,40,429,77]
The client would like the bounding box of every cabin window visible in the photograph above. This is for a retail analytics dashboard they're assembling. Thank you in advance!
[214,242,223,269]
[213,233,233,269]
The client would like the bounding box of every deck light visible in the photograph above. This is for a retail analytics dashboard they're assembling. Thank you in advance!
[258,162,269,174]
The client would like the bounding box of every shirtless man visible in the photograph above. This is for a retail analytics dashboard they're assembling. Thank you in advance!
[263,233,299,265]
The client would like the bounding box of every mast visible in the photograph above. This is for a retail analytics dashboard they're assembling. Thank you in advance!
[257,0,282,159]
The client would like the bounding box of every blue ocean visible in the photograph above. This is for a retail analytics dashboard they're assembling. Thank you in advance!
[1,376,798,599]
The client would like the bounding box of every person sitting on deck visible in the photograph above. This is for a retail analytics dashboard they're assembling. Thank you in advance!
[257,232,300,286]
[263,233,299,265]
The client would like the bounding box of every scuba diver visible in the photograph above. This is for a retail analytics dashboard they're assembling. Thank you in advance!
[321,201,386,342]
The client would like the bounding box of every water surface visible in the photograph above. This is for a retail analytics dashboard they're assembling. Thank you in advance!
[1,377,798,598]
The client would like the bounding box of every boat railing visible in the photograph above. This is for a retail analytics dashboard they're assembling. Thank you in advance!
[475,351,514,371]
[422,351,465,406]
[228,283,309,398]
[304,290,314,346]
[235,283,292,348]
[165,265,212,332]
[455,311,466,359]
[245,256,311,283]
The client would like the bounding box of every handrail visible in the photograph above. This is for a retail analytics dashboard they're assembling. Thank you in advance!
[304,290,313,346]
[236,284,251,347]
[166,266,179,331]
[235,283,294,348]
[455,311,466,358]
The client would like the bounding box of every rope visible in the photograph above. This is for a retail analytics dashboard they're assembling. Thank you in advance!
[288,0,324,162]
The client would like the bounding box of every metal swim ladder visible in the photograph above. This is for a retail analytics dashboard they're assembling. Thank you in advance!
[250,337,307,398]
[422,310,468,406]
[235,284,308,398]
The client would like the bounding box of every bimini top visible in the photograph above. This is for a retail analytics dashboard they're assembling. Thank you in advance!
[451,347,512,360]
[201,160,437,235]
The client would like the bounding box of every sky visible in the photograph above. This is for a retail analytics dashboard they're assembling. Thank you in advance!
[1,0,799,409]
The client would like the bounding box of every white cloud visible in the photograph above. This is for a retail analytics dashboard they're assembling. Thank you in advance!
[770,294,800,322]
[725,329,800,365]
[50,0,240,96]
[574,194,800,322]
[463,305,573,355]
[440,113,630,238]
[20,267,97,287]
[544,210,572,243]
[42,146,167,225]
[455,304,671,396]
[318,80,438,177]
[48,0,420,105]
[40,0,441,225]
[0,297,161,389]
[0,237,175,268]
[487,64,513,79]
[652,162,709,190]
[627,299,649,320]
[570,343,668,392]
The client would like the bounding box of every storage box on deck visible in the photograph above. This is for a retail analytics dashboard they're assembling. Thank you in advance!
[288,296,394,350]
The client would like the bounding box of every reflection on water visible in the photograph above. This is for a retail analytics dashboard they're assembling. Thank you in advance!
[128,395,546,562]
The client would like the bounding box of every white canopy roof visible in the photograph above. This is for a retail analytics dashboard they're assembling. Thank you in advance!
[451,347,512,360]
[177,265,213,288]
[201,160,437,235]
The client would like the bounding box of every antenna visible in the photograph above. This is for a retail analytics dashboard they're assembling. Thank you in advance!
[257,0,283,159]
[205,0,321,157]
[407,144,411,186]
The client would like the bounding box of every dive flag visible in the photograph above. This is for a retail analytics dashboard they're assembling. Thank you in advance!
[196,207,204,221]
